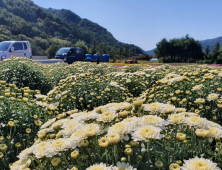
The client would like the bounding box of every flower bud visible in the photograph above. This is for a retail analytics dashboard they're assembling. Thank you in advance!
[155,161,163,169]
[121,157,127,162]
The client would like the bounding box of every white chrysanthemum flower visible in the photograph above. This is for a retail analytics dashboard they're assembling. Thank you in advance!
[218,72,222,78]
[168,114,185,124]
[35,94,47,100]
[84,123,103,137]
[112,162,137,170]
[132,125,163,142]
[140,115,168,127]
[10,159,32,170]
[51,138,68,152]
[208,127,222,138]
[181,157,220,170]
[175,108,186,113]
[61,90,68,96]
[70,129,87,144]
[107,122,133,140]
[55,94,62,100]
[62,122,84,138]
[47,102,59,111]
[86,162,112,170]
[108,122,132,135]
[169,76,183,83]
[184,116,207,128]
[207,120,222,129]
[47,89,55,96]
[70,111,99,121]
[207,93,219,101]
[36,101,48,107]
[97,111,117,123]
[40,118,56,129]
[112,102,132,111]
[43,144,59,158]
[179,112,198,117]
[161,105,176,114]
[192,84,204,91]
[51,119,69,129]
[143,102,168,113]
[17,146,34,160]
[33,141,52,158]
[122,117,139,127]
[110,81,120,87]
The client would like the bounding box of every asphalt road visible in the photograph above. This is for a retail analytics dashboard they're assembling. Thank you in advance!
[32,56,64,64]
[32,59,64,64]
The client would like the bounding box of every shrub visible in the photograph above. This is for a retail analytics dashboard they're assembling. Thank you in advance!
[0,57,53,94]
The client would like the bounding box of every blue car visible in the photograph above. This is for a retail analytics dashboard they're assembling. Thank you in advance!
[55,47,84,64]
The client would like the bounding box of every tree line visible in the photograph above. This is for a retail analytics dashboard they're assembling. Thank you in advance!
[47,40,149,62]
[155,35,222,64]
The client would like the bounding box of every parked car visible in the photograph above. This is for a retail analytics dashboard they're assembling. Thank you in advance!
[0,41,32,61]
[55,47,84,64]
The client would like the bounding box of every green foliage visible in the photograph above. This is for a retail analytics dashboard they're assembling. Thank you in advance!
[155,35,203,63]
[46,45,60,59]
[75,40,89,56]
[0,57,53,94]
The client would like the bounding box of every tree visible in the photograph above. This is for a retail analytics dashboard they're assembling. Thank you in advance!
[119,46,123,62]
[75,40,89,56]
[89,39,97,55]
[130,47,136,57]
[109,47,116,62]
[155,38,170,60]
[123,44,129,62]
[212,43,220,63]
[46,45,60,59]
[205,45,210,56]
[155,35,203,63]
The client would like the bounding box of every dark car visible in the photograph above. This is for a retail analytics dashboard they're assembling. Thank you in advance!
[55,47,84,64]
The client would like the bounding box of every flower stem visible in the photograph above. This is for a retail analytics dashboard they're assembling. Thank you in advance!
[62,153,70,167]
[147,140,151,168]
[105,148,108,165]
[128,155,131,163]
[114,144,118,164]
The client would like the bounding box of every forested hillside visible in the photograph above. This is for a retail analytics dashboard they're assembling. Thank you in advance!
[0,0,143,55]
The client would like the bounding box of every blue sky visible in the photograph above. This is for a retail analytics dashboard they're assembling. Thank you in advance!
[32,0,222,51]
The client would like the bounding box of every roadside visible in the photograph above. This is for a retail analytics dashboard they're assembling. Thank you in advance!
[32,56,63,64]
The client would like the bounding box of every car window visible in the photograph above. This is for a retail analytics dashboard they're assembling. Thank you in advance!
[0,42,11,51]
[23,43,27,50]
[69,49,75,56]
[12,43,23,50]
[57,48,70,55]
[76,49,82,53]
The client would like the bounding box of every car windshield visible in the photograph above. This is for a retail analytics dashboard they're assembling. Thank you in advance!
[56,48,70,55]
[0,42,11,51]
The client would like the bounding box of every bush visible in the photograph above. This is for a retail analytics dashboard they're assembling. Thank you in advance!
[0,57,53,94]
[46,45,60,59]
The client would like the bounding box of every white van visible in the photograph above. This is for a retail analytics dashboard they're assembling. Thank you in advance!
[0,41,32,61]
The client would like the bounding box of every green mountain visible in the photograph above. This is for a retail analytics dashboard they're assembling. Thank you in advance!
[0,0,143,55]
[199,36,222,52]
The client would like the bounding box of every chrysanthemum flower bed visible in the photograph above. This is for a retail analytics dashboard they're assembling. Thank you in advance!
[0,81,58,169]
[46,70,159,113]
[0,57,53,94]
[3,61,222,170]
[139,65,222,124]
[11,100,222,170]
